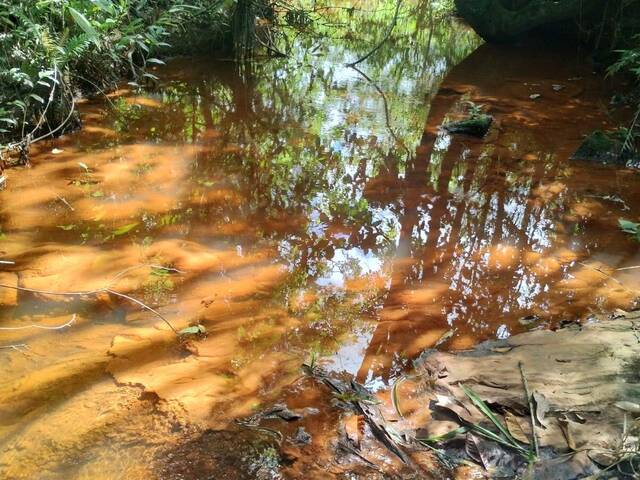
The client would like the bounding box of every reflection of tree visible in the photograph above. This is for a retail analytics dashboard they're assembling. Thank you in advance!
[354,41,640,383]
[98,6,637,390]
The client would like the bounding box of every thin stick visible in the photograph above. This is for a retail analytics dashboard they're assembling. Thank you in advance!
[56,194,75,211]
[519,361,539,457]
[616,265,640,271]
[0,260,15,265]
[0,314,76,331]
[0,343,28,351]
[105,289,176,333]
[577,261,629,289]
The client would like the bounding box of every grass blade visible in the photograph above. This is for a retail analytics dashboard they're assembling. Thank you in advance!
[460,384,520,446]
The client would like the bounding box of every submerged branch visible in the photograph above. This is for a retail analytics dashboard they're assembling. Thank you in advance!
[0,266,180,334]
[0,314,76,331]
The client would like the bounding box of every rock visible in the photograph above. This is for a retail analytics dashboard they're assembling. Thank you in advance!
[443,114,493,137]
[572,130,640,166]
[294,426,312,445]
[264,403,303,421]
[0,272,18,306]
[415,315,640,475]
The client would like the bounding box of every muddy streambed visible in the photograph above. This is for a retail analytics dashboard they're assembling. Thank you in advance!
[1,7,640,480]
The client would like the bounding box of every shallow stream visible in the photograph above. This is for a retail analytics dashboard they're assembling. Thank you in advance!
[1,2,639,478]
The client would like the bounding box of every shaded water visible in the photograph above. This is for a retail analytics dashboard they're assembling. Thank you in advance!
[1,2,640,478]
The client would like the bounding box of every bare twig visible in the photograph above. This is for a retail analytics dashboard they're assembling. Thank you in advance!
[577,261,630,290]
[1,75,77,156]
[56,194,75,211]
[348,64,411,157]
[0,343,28,351]
[0,260,15,265]
[0,314,76,331]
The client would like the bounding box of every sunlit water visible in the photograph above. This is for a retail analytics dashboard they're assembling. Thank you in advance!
[1,2,640,478]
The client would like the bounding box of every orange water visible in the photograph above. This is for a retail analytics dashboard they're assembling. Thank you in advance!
[0,14,639,480]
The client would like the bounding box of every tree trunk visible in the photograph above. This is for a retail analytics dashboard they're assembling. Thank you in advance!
[454,0,602,42]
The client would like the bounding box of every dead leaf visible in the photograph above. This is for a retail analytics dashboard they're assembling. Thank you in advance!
[587,449,618,467]
[505,412,531,445]
[533,392,550,428]
[558,414,576,450]
[465,433,485,468]
[614,401,640,413]
[434,394,476,424]
[490,346,513,353]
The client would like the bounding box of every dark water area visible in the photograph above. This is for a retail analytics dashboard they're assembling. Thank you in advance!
[0,2,639,478]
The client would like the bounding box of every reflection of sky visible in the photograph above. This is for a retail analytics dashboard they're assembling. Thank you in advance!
[324,326,375,376]
[316,247,383,288]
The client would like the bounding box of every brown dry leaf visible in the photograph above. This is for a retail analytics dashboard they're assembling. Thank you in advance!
[489,346,512,353]
[557,414,576,450]
[464,433,485,467]
[587,449,618,467]
[504,412,531,445]
[533,392,550,428]
[434,394,476,424]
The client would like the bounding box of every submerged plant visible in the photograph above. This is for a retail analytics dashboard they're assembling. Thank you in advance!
[619,218,640,241]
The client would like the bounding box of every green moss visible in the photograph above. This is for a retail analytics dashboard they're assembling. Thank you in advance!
[572,130,632,165]
[443,114,493,137]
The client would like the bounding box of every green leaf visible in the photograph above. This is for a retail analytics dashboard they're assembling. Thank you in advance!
[29,93,45,104]
[57,224,76,231]
[417,426,470,444]
[91,190,104,198]
[460,384,520,446]
[113,222,139,236]
[68,7,99,43]
[618,218,640,234]
[179,324,206,335]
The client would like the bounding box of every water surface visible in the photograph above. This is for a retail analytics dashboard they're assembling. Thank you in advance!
[1,3,639,478]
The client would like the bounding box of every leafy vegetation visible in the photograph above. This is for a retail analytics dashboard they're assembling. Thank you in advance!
[0,0,206,153]
[608,35,640,158]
